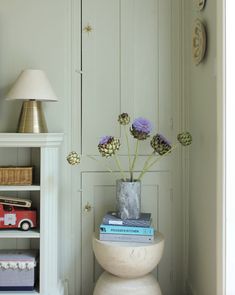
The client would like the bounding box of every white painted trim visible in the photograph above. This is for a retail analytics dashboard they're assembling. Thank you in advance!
[225,1,235,295]
[69,0,82,294]
[0,229,40,238]
[0,133,63,147]
[0,185,40,191]
[216,1,225,295]
[0,135,63,295]
[57,280,66,295]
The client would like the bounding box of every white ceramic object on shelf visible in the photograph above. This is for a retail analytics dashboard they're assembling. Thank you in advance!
[192,19,207,65]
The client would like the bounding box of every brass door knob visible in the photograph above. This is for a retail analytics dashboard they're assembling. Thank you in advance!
[84,202,92,212]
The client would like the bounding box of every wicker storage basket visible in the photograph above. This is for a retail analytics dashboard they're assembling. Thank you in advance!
[0,167,33,185]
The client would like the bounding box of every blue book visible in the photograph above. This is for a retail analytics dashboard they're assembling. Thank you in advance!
[102,211,151,227]
[100,224,154,236]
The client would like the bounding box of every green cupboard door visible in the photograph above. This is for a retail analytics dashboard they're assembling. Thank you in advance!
[81,172,173,295]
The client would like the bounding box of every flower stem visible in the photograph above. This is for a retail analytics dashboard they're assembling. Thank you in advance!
[114,154,126,180]
[137,144,178,180]
[87,155,113,173]
[130,140,139,181]
[137,151,155,180]
[124,125,132,172]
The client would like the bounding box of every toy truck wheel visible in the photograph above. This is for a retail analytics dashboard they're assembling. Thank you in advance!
[20,221,31,231]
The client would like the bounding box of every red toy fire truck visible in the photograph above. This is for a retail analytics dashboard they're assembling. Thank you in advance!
[0,196,37,231]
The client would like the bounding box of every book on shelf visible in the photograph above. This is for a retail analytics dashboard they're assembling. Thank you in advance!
[100,233,154,243]
[100,224,154,236]
[102,211,151,227]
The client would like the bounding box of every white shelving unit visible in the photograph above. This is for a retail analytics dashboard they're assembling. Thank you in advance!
[0,186,41,191]
[0,133,63,295]
[0,230,40,239]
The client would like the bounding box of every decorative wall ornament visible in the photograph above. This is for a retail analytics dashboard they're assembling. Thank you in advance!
[192,19,207,65]
[83,24,93,33]
[193,0,206,11]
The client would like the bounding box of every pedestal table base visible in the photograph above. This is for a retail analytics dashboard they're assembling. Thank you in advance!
[94,271,162,295]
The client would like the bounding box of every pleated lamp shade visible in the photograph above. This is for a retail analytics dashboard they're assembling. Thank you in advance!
[6,69,58,133]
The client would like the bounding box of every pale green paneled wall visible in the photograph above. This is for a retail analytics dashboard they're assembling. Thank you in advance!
[184,0,218,294]
[0,1,184,295]
[0,0,69,133]
[0,1,76,294]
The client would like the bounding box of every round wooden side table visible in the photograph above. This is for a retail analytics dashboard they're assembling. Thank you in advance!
[93,233,164,295]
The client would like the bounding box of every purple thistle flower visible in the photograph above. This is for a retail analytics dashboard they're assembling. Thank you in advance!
[99,136,113,145]
[130,117,153,140]
[132,118,152,134]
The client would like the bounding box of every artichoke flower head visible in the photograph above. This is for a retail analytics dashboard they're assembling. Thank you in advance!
[130,117,152,140]
[151,134,172,155]
[98,136,121,158]
[118,113,130,125]
[177,132,192,146]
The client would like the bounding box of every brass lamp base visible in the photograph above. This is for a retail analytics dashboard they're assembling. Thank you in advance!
[17,100,48,133]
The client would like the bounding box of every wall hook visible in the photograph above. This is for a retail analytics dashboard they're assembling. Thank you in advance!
[83,24,93,33]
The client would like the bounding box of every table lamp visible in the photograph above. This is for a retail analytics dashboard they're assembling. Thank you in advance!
[5,69,58,133]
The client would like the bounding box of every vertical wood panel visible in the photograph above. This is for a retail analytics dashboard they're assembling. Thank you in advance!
[82,0,121,155]
[159,0,172,139]
[81,1,181,294]
[120,0,160,155]
[82,0,167,155]
[120,0,159,120]
[40,147,59,294]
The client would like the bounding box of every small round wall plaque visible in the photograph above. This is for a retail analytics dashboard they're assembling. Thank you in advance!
[192,19,207,65]
[193,0,206,11]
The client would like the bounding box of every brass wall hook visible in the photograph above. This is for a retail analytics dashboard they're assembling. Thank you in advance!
[83,24,93,33]
[84,202,92,213]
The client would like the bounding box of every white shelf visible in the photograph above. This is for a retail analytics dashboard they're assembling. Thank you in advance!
[0,185,40,191]
[0,133,64,147]
[0,133,63,295]
[0,229,40,238]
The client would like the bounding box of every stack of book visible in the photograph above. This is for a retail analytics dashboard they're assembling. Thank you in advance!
[99,211,154,243]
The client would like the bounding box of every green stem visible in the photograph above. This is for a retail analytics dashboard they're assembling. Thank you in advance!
[87,155,113,173]
[124,125,132,172]
[137,144,178,180]
[114,154,126,180]
[137,151,155,180]
[130,140,139,181]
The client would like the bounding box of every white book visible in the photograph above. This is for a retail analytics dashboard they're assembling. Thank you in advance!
[99,233,154,243]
